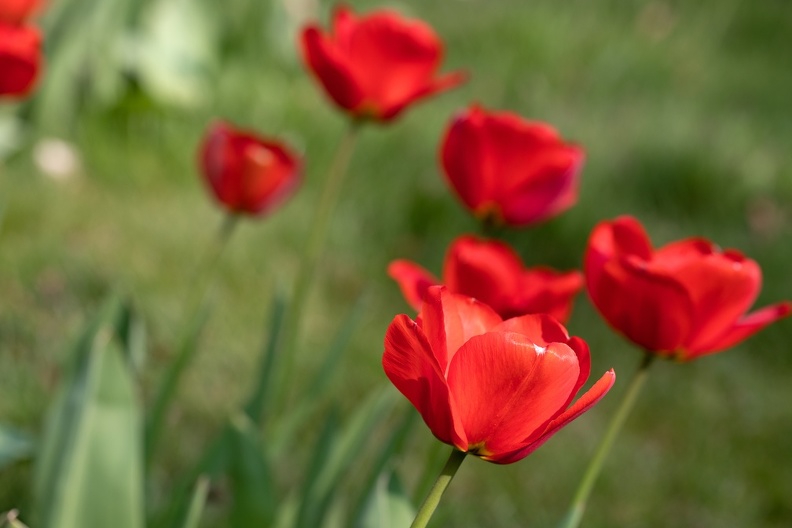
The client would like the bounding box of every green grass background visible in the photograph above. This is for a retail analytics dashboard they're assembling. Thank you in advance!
[2,0,792,526]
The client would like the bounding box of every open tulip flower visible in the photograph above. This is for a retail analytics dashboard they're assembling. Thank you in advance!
[388,235,583,322]
[585,216,792,360]
[199,121,301,217]
[383,286,615,464]
[300,5,465,122]
[0,22,41,98]
[441,105,584,227]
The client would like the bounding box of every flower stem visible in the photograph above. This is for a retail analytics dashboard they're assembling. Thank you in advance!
[411,448,467,528]
[558,352,655,528]
[273,121,360,408]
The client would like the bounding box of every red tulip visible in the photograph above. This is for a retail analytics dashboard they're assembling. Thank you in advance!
[383,286,615,464]
[441,105,584,226]
[388,235,583,322]
[0,0,42,25]
[300,5,465,122]
[585,216,792,360]
[199,122,301,217]
[0,23,41,98]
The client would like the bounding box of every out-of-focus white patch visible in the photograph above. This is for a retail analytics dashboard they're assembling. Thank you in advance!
[33,138,81,181]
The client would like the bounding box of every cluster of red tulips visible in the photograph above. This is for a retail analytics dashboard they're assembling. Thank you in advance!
[4,3,790,527]
[191,5,791,525]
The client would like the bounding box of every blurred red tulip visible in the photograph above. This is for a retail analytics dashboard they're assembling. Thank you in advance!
[585,216,792,360]
[300,5,465,122]
[0,23,41,98]
[0,0,42,25]
[389,235,583,322]
[441,105,584,227]
[383,286,614,464]
[199,122,301,217]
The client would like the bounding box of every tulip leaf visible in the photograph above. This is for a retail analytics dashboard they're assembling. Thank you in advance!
[350,408,417,526]
[179,475,209,528]
[0,425,35,471]
[228,413,277,527]
[268,294,368,455]
[243,289,288,426]
[295,388,398,528]
[357,470,415,528]
[33,298,144,528]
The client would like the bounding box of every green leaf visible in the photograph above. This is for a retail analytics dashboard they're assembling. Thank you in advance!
[228,413,277,527]
[180,475,209,528]
[0,425,34,471]
[295,388,398,528]
[145,300,211,465]
[33,299,144,528]
[358,471,416,528]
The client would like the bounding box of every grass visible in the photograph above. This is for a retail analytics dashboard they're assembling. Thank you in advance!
[1,0,792,526]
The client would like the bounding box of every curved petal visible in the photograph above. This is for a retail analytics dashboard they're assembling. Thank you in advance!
[448,333,581,458]
[684,301,792,359]
[491,369,615,464]
[513,268,584,322]
[441,106,493,213]
[379,70,467,120]
[666,250,762,352]
[420,286,502,373]
[495,313,571,347]
[499,146,584,225]
[585,216,654,312]
[0,24,40,98]
[443,235,523,314]
[300,26,364,112]
[592,256,695,352]
[387,259,439,312]
[383,314,464,446]
[0,0,41,24]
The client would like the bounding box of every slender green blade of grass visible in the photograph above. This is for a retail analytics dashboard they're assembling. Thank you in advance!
[179,475,209,528]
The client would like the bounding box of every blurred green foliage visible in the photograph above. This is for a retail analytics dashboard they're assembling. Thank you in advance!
[1,0,791,526]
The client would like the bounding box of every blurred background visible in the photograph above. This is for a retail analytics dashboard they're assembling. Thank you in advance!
[1,0,791,526]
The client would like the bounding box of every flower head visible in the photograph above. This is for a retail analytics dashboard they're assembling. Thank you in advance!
[199,121,301,217]
[389,235,583,322]
[300,5,465,122]
[0,22,41,98]
[585,216,792,360]
[383,286,614,464]
[441,105,584,227]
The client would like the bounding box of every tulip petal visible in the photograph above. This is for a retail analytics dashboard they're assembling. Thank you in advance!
[684,301,792,359]
[441,106,493,213]
[447,333,581,458]
[491,369,615,464]
[517,268,584,322]
[420,286,502,373]
[383,315,464,446]
[499,146,584,225]
[593,256,695,352]
[443,235,524,311]
[0,24,40,98]
[300,26,365,112]
[387,260,439,312]
[585,216,654,310]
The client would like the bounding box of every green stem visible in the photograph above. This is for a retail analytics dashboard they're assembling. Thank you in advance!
[410,449,466,528]
[145,213,240,465]
[559,352,655,528]
[273,121,360,408]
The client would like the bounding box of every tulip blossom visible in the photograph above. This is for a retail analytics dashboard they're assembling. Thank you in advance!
[389,235,583,322]
[300,5,465,122]
[383,286,614,464]
[585,216,792,360]
[441,105,584,227]
[0,23,41,98]
[0,0,42,25]
[199,121,301,217]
